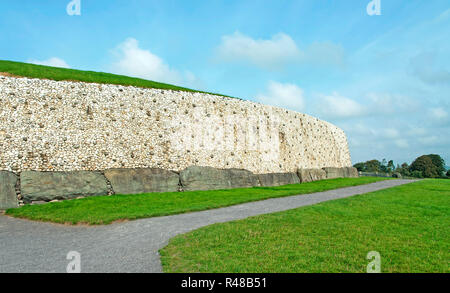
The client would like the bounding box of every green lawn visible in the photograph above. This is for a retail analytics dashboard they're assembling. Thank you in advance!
[0,60,228,97]
[160,179,450,273]
[5,177,387,225]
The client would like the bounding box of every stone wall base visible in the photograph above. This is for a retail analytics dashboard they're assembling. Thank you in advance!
[20,171,109,203]
[297,169,327,183]
[0,171,18,209]
[0,166,359,207]
[257,173,300,187]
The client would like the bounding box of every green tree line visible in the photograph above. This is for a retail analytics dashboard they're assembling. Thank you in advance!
[353,154,449,179]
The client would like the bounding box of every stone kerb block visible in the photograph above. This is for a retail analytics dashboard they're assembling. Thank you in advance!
[392,172,402,178]
[20,171,109,203]
[258,173,300,187]
[104,168,180,195]
[297,169,327,183]
[323,167,346,179]
[344,167,359,178]
[180,166,260,191]
[0,171,18,209]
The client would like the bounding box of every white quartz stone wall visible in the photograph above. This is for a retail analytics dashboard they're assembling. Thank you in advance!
[0,76,352,174]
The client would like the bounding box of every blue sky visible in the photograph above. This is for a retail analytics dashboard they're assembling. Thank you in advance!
[1,0,449,166]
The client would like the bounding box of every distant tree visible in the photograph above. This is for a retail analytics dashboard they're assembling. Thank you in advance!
[354,159,395,173]
[398,162,411,177]
[426,154,446,177]
[409,155,440,178]
[357,156,448,178]
[447,170,450,178]
[387,160,395,172]
[410,170,424,178]
[353,162,366,172]
[366,160,382,172]
[380,159,388,172]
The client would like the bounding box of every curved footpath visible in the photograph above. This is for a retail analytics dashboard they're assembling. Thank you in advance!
[0,179,416,273]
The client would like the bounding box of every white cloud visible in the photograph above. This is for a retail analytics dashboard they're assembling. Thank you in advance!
[429,107,448,121]
[410,52,450,85]
[318,92,366,119]
[407,127,427,137]
[110,38,196,87]
[382,128,400,139]
[418,136,439,146]
[255,81,305,111]
[346,123,377,136]
[216,32,301,69]
[304,42,345,67]
[28,57,70,68]
[346,124,409,140]
[434,8,450,23]
[394,139,409,149]
[366,92,420,115]
[216,32,346,70]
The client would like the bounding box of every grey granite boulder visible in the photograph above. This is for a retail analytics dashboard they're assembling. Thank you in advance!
[0,171,18,209]
[104,168,179,195]
[322,167,346,179]
[392,172,402,178]
[344,167,359,178]
[258,173,300,187]
[297,168,327,183]
[180,166,260,191]
[20,171,109,203]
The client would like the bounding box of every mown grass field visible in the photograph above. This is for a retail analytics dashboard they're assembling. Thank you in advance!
[160,179,450,273]
[0,60,228,97]
[5,177,387,225]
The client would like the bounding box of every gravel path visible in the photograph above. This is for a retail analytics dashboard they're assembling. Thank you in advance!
[0,179,416,273]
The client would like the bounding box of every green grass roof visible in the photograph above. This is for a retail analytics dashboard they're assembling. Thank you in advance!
[0,60,230,97]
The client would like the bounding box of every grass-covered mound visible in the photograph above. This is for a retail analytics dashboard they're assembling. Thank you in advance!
[0,60,226,96]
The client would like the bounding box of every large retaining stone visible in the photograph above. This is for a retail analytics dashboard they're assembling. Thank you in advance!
[21,171,109,203]
[258,173,300,187]
[297,168,327,183]
[392,172,402,178]
[104,168,179,195]
[180,166,260,191]
[344,167,359,178]
[323,167,346,179]
[0,171,18,209]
